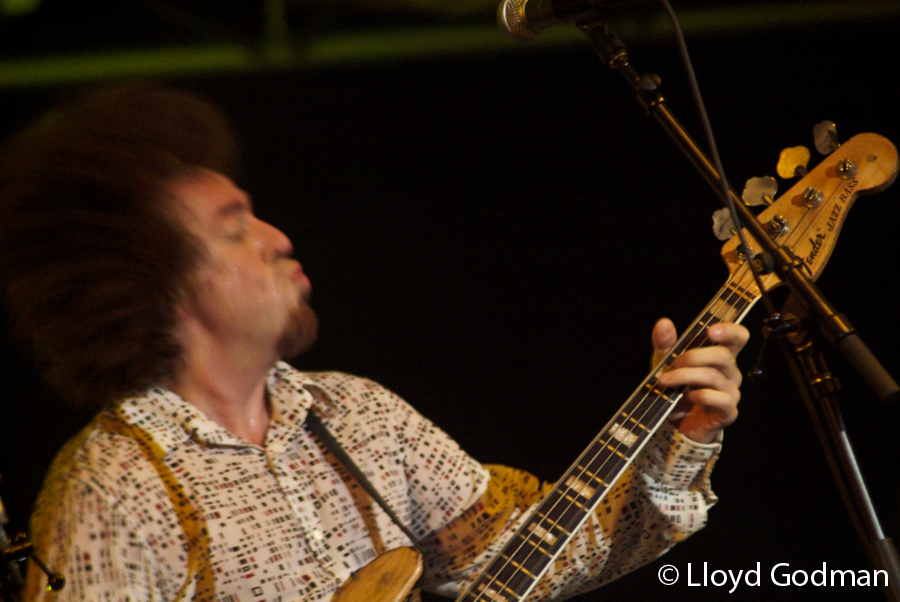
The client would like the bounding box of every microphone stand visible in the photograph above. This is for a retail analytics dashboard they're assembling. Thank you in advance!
[778,297,900,602]
[576,18,900,601]
[0,480,64,602]
[1,532,64,602]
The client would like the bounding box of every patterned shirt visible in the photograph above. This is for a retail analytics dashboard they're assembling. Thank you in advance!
[25,362,719,602]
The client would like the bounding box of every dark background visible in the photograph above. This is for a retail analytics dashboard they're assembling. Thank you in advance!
[2,2,900,601]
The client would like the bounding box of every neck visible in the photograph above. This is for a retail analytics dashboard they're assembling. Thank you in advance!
[170,336,276,447]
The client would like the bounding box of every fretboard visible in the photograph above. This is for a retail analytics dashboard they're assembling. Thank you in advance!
[457,273,760,602]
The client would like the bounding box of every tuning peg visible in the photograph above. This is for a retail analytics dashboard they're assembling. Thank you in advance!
[742,176,778,206]
[712,207,736,241]
[776,145,811,179]
[813,120,840,154]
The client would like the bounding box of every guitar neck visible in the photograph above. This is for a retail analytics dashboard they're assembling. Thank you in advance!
[458,271,760,602]
[455,132,899,602]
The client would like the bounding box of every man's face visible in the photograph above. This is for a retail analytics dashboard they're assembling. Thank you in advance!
[169,169,317,361]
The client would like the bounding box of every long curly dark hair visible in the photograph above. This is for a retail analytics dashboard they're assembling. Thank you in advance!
[0,83,241,409]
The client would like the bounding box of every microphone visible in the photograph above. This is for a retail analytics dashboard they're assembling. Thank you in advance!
[497,0,629,42]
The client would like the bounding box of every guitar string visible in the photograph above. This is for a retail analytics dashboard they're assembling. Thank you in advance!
[466,261,757,602]
[466,176,846,602]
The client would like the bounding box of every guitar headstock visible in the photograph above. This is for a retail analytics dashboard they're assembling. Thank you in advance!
[721,133,899,294]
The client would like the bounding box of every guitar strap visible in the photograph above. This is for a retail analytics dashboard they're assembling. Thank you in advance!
[98,412,216,602]
[304,409,424,555]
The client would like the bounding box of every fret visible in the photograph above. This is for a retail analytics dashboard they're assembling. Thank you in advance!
[510,529,555,557]
[529,510,571,538]
[575,465,609,488]
[555,499,590,531]
[519,534,553,555]
[621,413,648,430]
[576,459,628,492]
[587,438,632,463]
[612,401,672,438]
[562,493,586,509]
[642,383,675,403]
[525,521,558,546]
[489,563,530,598]
[619,393,672,418]
[496,554,539,580]
[603,443,627,460]
[473,582,515,602]
[576,453,629,487]
[705,298,742,324]
[725,281,757,305]
[564,475,596,499]
[608,422,639,448]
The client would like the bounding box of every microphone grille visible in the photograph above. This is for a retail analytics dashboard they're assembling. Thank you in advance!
[497,0,539,42]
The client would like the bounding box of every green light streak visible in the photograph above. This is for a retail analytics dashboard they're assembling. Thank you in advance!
[0,1,897,89]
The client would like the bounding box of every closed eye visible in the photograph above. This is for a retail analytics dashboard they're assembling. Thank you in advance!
[218,200,251,241]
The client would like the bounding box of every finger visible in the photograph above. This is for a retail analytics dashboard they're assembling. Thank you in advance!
[674,391,741,441]
[668,346,743,387]
[651,318,678,366]
[707,322,750,357]
[666,372,741,423]
[683,387,740,425]
[659,364,742,397]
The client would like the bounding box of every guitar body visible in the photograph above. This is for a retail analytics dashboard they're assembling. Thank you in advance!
[331,547,423,602]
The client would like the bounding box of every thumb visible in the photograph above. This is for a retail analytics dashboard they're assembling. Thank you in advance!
[651,318,678,367]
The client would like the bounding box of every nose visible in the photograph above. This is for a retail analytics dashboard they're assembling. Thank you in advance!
[256,217,294,259]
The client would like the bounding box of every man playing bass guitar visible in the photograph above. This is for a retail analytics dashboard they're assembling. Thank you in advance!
[0,84,747,602]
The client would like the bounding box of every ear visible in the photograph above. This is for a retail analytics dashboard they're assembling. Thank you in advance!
[170,296,200,357]
[173,285,199,322]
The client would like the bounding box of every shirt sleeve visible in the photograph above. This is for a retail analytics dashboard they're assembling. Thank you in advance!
[25,469,158,602]
[418,421,720,601]
[363,379,493,538]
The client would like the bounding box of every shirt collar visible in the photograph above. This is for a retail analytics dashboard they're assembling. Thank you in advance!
[115,362,320,456]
